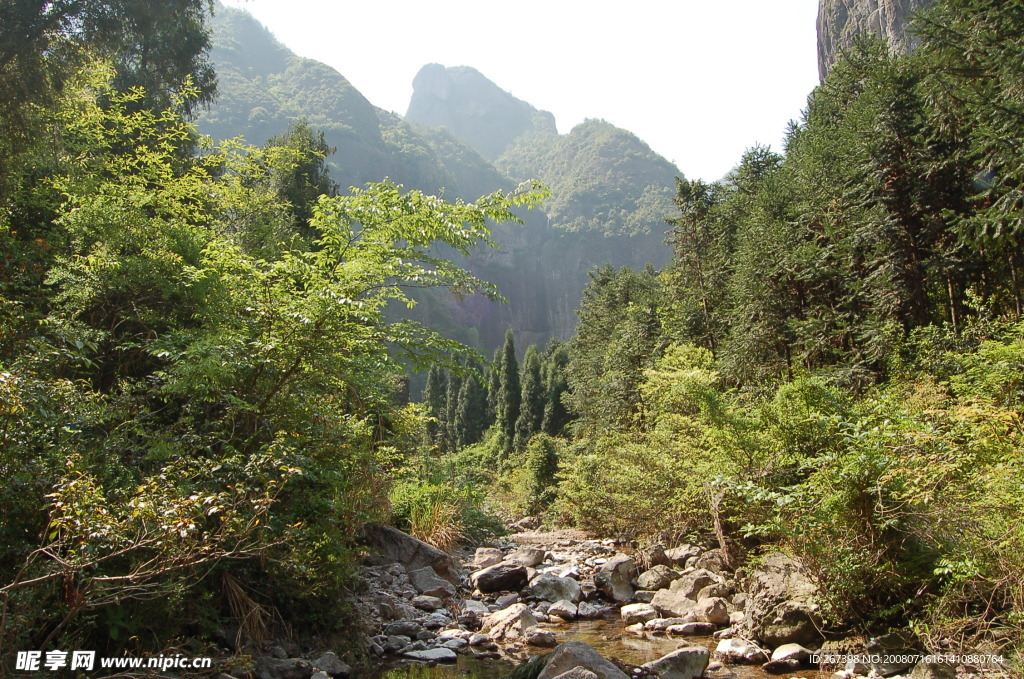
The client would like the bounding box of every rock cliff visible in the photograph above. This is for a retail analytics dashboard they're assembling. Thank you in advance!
[817,0,934,80]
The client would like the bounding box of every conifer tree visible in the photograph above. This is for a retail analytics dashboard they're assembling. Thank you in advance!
[514,345,544,451]
[454,373,488,449]
[422,365,445,449]
[496,329,520,458]
[541,340,572,435]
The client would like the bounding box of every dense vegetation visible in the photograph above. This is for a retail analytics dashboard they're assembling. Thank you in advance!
[2,0,1022,673]
[0,1,545,665]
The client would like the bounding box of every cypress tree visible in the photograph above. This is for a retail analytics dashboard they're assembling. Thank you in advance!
[454,374,488,449]
[514,345,544,451]
[541,340,572,436]
[496,329,520,458]
[422,365,445,449]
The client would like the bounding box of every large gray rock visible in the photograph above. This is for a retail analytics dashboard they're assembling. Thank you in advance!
[576,601,610,619]
[694,597,730,625]
[744,553,823,648]
[670,569,720,599]
[484,603,538,641]
[537,641,630,679]
[637,564,678,591]
[471,562,528,593]
[472,547,504,568]
[311,652,349,678]
[620,603,658,625]
[548,669,599,679]
[402,648,457,662]
[651,588,697,618]
[817,0,934,80]
[665,544,702,566]
[507,546,546,567]
[642,646,710,679]
[408,566,456,598]
[362,523,461,584]
[594,555,635,603]
[714,638,770,665]
[530,572,582,603]
[548,599,579,621]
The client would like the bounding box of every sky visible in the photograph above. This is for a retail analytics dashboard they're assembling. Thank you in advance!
[220,0,822,181]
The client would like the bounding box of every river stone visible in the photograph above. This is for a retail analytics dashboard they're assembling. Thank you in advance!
[667,622,716,636]
[744,553,822,648]
[508,546,546,567]
[762,658,802,673]
[670,569,720,599]
[525,627,558,647]
[484,603,537,641]
[496,592,521,609]
[461,599,490,615]
[694,548,734,574]
[411,594,443,611]
[576,601,609,619]
[646,617,695,630]
[651,588,697,618]
[642,646,710,679]
[697,583,731,601]
[536,641,630,679]
[362,523,461,584]
[908,660,956,679]
[620,603,658,625]
[402,648,457,662]
[530,572,583,603]
[383,621,422,637]
[694,596,730,625]
[254,658,313,679]
[311,652,349,677]
[865,631,923,677]
[473,547,504,569]
[409,565,454,598]
[548,599,578,620]
[665,544,702,566]
[594,555,635,603]
[714,638,769,665]
[637,564,678,591]
[638,543,672,568]
[771,643,813,663]
[471,562,528,593]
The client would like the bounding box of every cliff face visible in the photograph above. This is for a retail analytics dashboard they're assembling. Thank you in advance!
[817,0,934,80]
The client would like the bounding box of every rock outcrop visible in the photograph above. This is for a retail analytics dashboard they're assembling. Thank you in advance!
[744,553,823,648]
[817,0,935,80]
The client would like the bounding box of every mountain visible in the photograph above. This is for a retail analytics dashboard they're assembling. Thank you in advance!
[817,0,934,80]
[406,64,557,161]
[196,5,680,354]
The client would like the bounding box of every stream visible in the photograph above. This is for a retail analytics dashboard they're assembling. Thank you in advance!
[377,618,823,679]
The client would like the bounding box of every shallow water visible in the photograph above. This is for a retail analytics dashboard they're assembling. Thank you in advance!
[378,617,822,679]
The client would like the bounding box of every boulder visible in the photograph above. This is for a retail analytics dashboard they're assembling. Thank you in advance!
[484,603,537,641]
[762,658,802,674]
[646,617,696,631]
[744,553,823,648]
[632,590,656,603]
[362,523,461,584]
[254,658,313,679]
[311,652,349,678]
[665,544,702,566]
[864,631,923,677]
[408,566,456,598]
[642,646,710,679]
[548,599,578,621]
[620,603,658,625]
[402,648,457,662]
[638,544,672,568]
[383,621,422,637]
[411,595,443,611]
[670,569,720,599]
[770,643,813,663]
[576,601,610,619]
[696,583,731,601]
[536,641,630,679]
[525,627,559,647]
[651,589,697,618]
[694,597,730,625]
[714,638,770,665]
[594,555,635,603]
[507,546,546,567]
[471,562,528,593]
[694,548,736,574]
[530,573,583,603]
[472,547,504,568]
[908,660,956,679]
[637,564,678,591]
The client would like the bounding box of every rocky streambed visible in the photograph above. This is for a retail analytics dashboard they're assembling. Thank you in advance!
[349,525,1009,679]
[238,524,1012,679]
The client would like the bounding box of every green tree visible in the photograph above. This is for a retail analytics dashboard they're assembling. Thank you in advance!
[496,328,520,459]
[513,344,544,450]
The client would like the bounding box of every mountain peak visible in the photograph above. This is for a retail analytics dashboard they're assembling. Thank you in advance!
[406,63,556,161]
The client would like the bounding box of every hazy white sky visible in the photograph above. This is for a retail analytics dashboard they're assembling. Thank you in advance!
[221,0,821,181]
